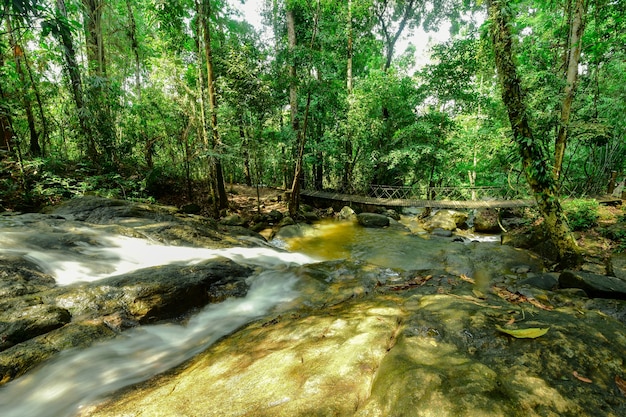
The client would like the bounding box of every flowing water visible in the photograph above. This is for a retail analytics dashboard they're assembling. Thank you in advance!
[272,219,528,276]
[0,215,316,417]
[0,214,541,416]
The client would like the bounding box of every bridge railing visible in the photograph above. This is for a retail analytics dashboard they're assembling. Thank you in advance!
[369,184,530,201]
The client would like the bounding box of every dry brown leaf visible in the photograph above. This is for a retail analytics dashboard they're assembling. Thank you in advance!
[572,371,593,383]
[616,375,626,396]
[459,274,475,284]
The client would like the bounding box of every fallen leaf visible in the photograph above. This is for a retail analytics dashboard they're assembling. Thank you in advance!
[459,274,475,284]
[472,289,486,299]
[495,325,549,339]
[616,375,626,396]
[572,371,593,383]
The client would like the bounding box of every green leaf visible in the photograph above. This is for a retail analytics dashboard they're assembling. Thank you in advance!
[496,325,549,339]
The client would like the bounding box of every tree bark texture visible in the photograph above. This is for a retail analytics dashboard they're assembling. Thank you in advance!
[7,17,41,156]
[200,0,228,211]
[554,0,588,182]
[55,0,96,159]
[487,0,581,267]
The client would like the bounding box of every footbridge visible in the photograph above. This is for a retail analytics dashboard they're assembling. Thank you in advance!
[301,185,535,209]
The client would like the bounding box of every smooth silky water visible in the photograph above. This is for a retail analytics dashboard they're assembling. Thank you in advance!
[274,219,502,272]
[0,217,316,417]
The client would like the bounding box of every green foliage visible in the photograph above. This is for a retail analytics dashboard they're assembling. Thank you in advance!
[563,199,600,231]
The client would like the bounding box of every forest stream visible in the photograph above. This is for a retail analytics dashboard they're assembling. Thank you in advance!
[0,197,625,417]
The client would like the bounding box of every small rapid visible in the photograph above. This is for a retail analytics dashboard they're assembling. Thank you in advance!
[0,215,316,417]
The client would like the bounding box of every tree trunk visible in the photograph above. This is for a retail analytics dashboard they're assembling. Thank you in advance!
[487,0,581,268]
[240,117,252,186]
[23,51,50,155]
[125,0,141,100]
[55,0,95,158]
[289,92,312,217]
[0,47,14,155]
[83,0,106,77]
[7,18,41,156]
[286,6,299,216]
[200,0,228,212]
[83,0,116,165]
[554,0,587,182]
[343,0,354,192]
[286,8,299,133]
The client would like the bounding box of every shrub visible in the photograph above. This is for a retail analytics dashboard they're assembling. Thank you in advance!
[563,199,599,231]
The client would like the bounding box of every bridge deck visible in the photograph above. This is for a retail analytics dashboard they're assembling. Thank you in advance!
[301,189,535,209]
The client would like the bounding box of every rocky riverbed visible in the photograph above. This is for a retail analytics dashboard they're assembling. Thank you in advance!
[0,196,625,416]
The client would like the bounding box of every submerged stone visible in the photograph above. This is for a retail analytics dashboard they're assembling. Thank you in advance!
[357,213,390,228]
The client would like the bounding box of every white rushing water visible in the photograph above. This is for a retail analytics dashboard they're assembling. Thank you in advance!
[0,218,316,416]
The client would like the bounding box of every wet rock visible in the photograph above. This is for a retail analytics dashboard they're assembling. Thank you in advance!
[0,320,116,384]
[337,206,356,221]
[357,213,390,228]
[384,209,400,221]
[473,208,501,233]
[48,259,252,323]
[423,209,468,232]
[86,262,626,417]
[0,255,56,297]
[278,216,295,227]
[559,270,626,300]
[220,214,246,227]
[518,273,559,290]
[267,209,283,223]
[181,203,202,214]
[301,211,319,222]
[431,228,453,237]
[0,305,71,351]
[611,253,626,280]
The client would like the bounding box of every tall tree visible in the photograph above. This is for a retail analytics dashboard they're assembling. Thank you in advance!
[6,17,41,156]
[554,0,588,182]
[199,0,228,212]
[46,0,96,158]
[487,0,580,267]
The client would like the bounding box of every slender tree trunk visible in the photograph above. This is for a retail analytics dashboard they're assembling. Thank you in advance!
[343,0,354,192]
[286,6,299,216]
[554,0,587,182]
[23,51,50,155]
[487,0,580,267]
[83,0,116,165]
[83,0,106,77]
[0,48,14,155]
[7,18,41,156]
[125,0,141,100]
[240,116,252,186]
[286,8,299,134]
[200,0,228,212]
[55,0,95,158]
[288,0,320,216]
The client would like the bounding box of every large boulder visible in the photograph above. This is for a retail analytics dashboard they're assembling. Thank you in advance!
[337,206,357,221]
[473,208,501,233]
[423,209,468,232]
[357,212,390,228]
[47,259,252,323]
[559,270,626,300]
[0,259,252,386]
